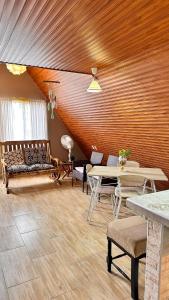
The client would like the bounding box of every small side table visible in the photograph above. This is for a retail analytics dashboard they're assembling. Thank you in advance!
[61,162,73,179]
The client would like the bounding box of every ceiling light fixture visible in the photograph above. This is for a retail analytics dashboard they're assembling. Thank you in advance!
[87,67,102,93]
[6,64,27,75]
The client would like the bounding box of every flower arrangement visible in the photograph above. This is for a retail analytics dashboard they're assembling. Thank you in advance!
[118,149,131,158]
[118,149,131,170]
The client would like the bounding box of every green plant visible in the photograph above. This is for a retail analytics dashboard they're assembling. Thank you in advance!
[119,149,131,158]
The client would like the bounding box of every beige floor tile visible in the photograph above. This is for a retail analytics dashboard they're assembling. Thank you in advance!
[52,288,92,300]
[9,198,31,217]
[21,230,59,259]
[0,269,9,300]
[0,213,15,227]
[48,235,80,265]
[0,226,24,252]
[15,214,40,233]
[0,247,38,287]
[8,278,51,300]
[33,254,69,298]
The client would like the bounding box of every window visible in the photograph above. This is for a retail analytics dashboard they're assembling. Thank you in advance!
[0,99,48,141]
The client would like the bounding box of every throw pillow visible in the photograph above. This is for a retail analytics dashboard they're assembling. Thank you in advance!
[37,147,50,164]
[24,148,39,165]
[3,149,24,167]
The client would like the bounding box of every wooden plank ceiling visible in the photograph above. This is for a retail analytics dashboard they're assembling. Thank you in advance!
[1,0,169,188]
[0,0,169,73]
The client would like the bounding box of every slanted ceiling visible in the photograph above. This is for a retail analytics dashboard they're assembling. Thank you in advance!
[1,0,169,188]
[0,0,169,72]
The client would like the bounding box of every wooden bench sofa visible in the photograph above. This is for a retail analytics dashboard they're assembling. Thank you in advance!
[0,139,61,193]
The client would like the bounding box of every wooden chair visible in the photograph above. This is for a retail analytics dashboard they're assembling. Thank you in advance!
[87,164,115,222]
[113,175,150,219]
[72,151,103,192]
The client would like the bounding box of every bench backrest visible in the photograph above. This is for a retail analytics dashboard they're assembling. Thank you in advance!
[0,139,51,157]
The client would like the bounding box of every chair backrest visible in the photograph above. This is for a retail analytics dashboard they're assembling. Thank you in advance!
[125,160,140,167]
[118,175,145,187]
[90,151,103,165]
[86,164,93,173]
[107,155,119,166]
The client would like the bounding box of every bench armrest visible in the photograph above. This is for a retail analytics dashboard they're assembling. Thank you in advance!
[1,159,7,167]
[50,156,62,167]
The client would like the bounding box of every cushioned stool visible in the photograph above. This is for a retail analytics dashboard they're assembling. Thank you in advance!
[107,216,147,300]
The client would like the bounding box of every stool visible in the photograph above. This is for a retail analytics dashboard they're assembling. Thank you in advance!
[107,216,147,300]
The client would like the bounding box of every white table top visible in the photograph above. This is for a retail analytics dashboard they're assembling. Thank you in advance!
[87,166,168,181]
[127,190,169,227]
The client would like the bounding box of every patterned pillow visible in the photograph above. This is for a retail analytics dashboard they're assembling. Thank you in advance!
[3,149,24,167]
[24,148,38,165]
[37,147,50,164]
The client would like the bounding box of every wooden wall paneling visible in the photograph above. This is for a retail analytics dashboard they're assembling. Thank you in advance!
[29,45,169,189]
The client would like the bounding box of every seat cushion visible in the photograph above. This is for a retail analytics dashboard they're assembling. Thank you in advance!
[107,216,147,257]
[97,186,115,194]
[75,167,84,173]
[29,163,54,171]
[115,187,148,198]
[7,164,30,174]
[7,163,55,174]
[3,149,24,167]
[73,169,84,181]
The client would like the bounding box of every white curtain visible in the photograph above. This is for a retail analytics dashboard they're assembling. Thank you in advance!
[0,98,48,141]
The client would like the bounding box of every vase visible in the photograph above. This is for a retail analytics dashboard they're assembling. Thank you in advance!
[119,156,127,171]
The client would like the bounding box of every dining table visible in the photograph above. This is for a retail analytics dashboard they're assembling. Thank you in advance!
[87,165,168,192]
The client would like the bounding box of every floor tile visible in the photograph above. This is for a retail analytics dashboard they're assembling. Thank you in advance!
[8,278,51,300]
[33,253,69,298]
[0,269,9,300]
[0,226,24,252]
[21,230,59,259]
[0,247,38,287]
[15,214,40,233]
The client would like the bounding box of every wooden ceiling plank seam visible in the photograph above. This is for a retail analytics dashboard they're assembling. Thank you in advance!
[17,0,82,63]
[5,0,52,61]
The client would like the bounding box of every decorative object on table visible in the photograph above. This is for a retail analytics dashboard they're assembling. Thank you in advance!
[118,149,131,170]
[6,63,27,75]
[43,80,60,119]
[87,67,102,93]
[61,135,74,162]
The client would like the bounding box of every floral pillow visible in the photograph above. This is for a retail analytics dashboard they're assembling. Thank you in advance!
[3,149,24,167]
[24,148,39,165]
[37,147,50,164]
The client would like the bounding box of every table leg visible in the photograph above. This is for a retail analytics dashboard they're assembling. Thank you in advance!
[151,180,156,192]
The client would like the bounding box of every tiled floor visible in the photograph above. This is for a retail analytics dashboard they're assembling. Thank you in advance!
[0,175,145,299]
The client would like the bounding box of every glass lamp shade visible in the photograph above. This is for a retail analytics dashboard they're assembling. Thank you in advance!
[87,78,102,93]
[6,64,27,75]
